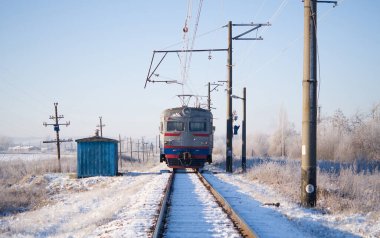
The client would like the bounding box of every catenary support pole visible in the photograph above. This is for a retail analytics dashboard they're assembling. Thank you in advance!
[301,0,317,207]
[242,87,247,173]
[226,21,233,173]
[225,21,270,173]
[208,82,211,111]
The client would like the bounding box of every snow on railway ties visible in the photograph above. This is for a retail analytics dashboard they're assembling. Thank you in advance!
[153,170,257,238]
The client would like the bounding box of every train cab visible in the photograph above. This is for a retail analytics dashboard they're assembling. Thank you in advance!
[159,106,213,169]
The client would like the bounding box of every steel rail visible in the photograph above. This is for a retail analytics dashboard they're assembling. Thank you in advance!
[196,172,259,238]
[152,171,174,238]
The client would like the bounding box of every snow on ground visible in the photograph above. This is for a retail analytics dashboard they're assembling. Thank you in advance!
[1,158,378,237]
[0,163,170,238]
[204,164,379,238]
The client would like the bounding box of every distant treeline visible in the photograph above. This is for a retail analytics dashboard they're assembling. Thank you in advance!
[214,102,380,162]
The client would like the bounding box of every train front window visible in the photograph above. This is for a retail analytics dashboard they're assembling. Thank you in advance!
[189,122,207,132]
[167,121,184,131]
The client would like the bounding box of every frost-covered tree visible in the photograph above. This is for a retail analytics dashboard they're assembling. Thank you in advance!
[318,109,354,161]
[351,103,380,161]
[251,133,270,157]
[268,108,300,158]
[0,136,14,151]
[318,104,380,162]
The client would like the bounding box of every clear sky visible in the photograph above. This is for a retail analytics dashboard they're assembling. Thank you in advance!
[0,0,379,141]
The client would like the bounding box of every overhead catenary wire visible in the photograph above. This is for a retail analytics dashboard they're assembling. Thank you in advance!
[252,0,269,23]
[180,0,205,98]
[180,0,193,94]
[310,4,322,104]
[312,0,345,102]
[241,0,343,84]
[234,0,289,70]
[160,26,224,51]
[185,0,204,84]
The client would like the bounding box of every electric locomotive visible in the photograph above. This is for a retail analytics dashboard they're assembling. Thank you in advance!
[159,106,213,169]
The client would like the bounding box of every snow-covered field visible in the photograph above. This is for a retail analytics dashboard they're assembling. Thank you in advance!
[0,153,378,237]
[0,153,75,162]
[0,162,170,237]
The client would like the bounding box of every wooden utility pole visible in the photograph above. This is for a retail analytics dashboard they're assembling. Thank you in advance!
[130,137,133,160]
[97,116,105,137]
[141,137,145,162]
[43,102,72,172]
[137,140,140,161]
[119,134,122,169]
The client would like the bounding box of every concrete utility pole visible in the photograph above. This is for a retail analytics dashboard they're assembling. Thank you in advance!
[208,82,211,110]
[97,116,105,137]
[242,87,247,172]
[225,21,270,173]
[226,21,233,173]
[232,87,247,172]
[301,0,318,208]
[43,102,72,173]
[207,82,224,111]
[301,0,337,208]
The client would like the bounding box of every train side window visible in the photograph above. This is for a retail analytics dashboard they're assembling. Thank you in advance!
[167,121,184,131]
[189,122,207,132]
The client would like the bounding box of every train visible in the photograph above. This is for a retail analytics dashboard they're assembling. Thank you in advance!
[159,106,214,169]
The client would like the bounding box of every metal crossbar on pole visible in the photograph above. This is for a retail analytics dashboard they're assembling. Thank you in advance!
[225,21,270,173]
[144,48,228,88]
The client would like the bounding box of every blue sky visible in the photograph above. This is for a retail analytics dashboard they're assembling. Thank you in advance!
[0,0,379,141]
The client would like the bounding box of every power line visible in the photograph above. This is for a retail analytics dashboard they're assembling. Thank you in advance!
[160,26,224,51]
[242,0,343,81]
[235,0,289,69]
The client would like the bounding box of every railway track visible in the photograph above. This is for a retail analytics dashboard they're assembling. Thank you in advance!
[152,170,258,238]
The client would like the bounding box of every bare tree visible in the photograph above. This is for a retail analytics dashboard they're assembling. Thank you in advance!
[0,136,14,151]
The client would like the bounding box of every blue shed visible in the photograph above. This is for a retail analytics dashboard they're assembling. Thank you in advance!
[76,136,118,178]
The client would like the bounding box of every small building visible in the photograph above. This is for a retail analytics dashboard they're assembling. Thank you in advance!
[76,136,118,178]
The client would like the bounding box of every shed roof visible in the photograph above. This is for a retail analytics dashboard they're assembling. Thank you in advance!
[75,136,118,143]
